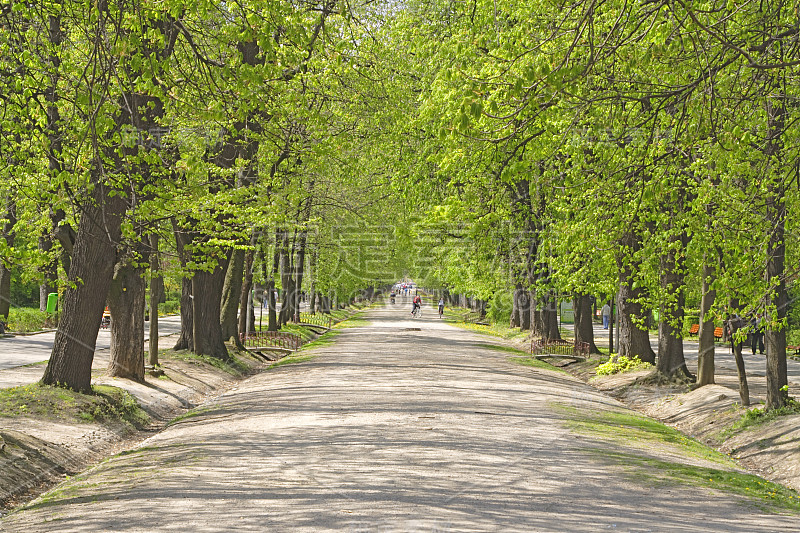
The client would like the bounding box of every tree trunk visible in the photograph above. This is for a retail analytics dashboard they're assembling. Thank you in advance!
[172,223,194,351]
[148,233,162,366]
[656,233,691,380]
[573,294,600,354]
[727,311,750,406]
[108,249,148,382]
[294,230,308,321]
[41,182,126,392]
[192,253,229,359]
[697,256,717,386]
[0,196,15,320]
[616,231,656,364]
[518,287,531,330]
[220,248,244,342]
[510,287,521,328]
[238,246,255,339]
[764,186,788,410]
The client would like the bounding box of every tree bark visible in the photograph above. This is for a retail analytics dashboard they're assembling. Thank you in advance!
[616,230,656,364]
[220,248,244,342]
[108,247,148,382]
[192,253,229,359]
[41,182,127,392]
[0,195,16,320]
[656,231,692,380]
[697,256,717,386]
[238,245,255,339]
[172,223,194,351]
[573,294,600,354]
[764,95,788,411]
[148,233,162,366]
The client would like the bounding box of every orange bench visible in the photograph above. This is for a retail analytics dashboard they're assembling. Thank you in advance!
[688,324,699,336]
[713,327,724,340]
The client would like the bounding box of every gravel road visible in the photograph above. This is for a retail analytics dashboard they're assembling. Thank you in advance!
[2,303,797,532]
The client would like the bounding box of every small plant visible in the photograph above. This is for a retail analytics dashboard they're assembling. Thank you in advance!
[596,355,652,376]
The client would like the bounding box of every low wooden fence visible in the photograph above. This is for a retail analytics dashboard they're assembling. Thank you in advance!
[239,331,302,351]
[530,338,590,359]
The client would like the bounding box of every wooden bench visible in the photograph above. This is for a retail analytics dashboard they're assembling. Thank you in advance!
[713,327,724,340]
[788,345,800,356]
[688,324,699,336]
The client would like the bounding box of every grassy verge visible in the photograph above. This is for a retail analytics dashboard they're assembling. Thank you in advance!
[0,383,149,429]
[444,316,530,341]
[553,402,800,512]
[165,349,251,376]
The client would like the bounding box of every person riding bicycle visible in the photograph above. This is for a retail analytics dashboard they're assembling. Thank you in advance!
[411,294,422,316]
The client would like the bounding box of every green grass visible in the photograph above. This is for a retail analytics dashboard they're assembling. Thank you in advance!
[553,402,732,465]
[299,329,340,350]
[594,449,800,513]
[167,350,250,376]
[0,383,149,428]
[509,356,568,373]
[268,353,315,369]
[334,312,370,328]
[167,407,214,426]
[445,317,530,341]
[722,400,800,438]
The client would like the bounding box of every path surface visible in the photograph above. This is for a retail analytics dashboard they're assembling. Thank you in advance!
[2,304,798,532]
[0,315,183,370]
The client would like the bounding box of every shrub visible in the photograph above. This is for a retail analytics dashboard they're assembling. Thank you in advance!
[596,355,652,376]
[7,308,55,333]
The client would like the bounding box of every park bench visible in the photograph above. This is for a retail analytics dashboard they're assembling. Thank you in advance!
[787,345,800,356]
[530,338,590,361]
[713,327,724,341]
[688,324,699,336]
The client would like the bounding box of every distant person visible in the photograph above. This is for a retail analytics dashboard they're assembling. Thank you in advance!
[601,303,611,329]
[438,297,444,318]
[751,316,765,355]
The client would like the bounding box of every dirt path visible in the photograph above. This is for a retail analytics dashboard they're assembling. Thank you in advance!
[2,303,797,532]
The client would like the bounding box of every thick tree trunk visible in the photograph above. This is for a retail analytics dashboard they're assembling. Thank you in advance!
[148,233,162,366]
[108,249,148,382]
[519,289,531,331]
[41,182,126,392]
[220,248,244,342]
[697,257,717,386]
[573,294,600,354]
[192,253,229,359]
[616,231,656,364]
[656,234,691,380]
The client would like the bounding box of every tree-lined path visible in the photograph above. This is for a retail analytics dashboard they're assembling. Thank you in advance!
[2,303,796,532]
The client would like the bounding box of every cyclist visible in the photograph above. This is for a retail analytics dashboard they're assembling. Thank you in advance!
[411,294,422,317]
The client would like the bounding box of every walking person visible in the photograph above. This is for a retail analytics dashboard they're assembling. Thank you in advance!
[438,297,444,319]
[601,302,611,329]
[751,316,765,355]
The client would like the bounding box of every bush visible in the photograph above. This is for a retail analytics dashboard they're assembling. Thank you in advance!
[7,308,55,333]
[596,355,652,376]
[485,290,512,325]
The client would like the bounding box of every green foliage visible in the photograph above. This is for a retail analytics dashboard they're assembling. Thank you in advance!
[596,356,653,376]
[0,383,149,429]
[6,308,53,333]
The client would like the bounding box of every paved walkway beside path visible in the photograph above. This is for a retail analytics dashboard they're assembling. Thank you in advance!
[2,302,797,532]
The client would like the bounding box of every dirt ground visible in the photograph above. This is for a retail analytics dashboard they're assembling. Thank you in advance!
[2,304,798,532]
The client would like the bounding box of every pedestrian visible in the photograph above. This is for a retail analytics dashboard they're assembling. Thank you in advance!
[751,317,765,355]
[601,302,611,329]
[438,297,444,318]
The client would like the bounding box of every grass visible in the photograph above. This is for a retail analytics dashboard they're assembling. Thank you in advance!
[595,449,800,513]
[167,407,214,427]
[0,383,149,429]
[722,399,800,438]
[166,349,250,376]
[509,356,568,373]
[553,402,732,465]
[268,353,315,369]
[5,308,55,333]
[334,312,370,329]
[445,317,530,341]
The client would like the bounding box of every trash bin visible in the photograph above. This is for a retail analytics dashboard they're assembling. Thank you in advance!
[46,293,58,313]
